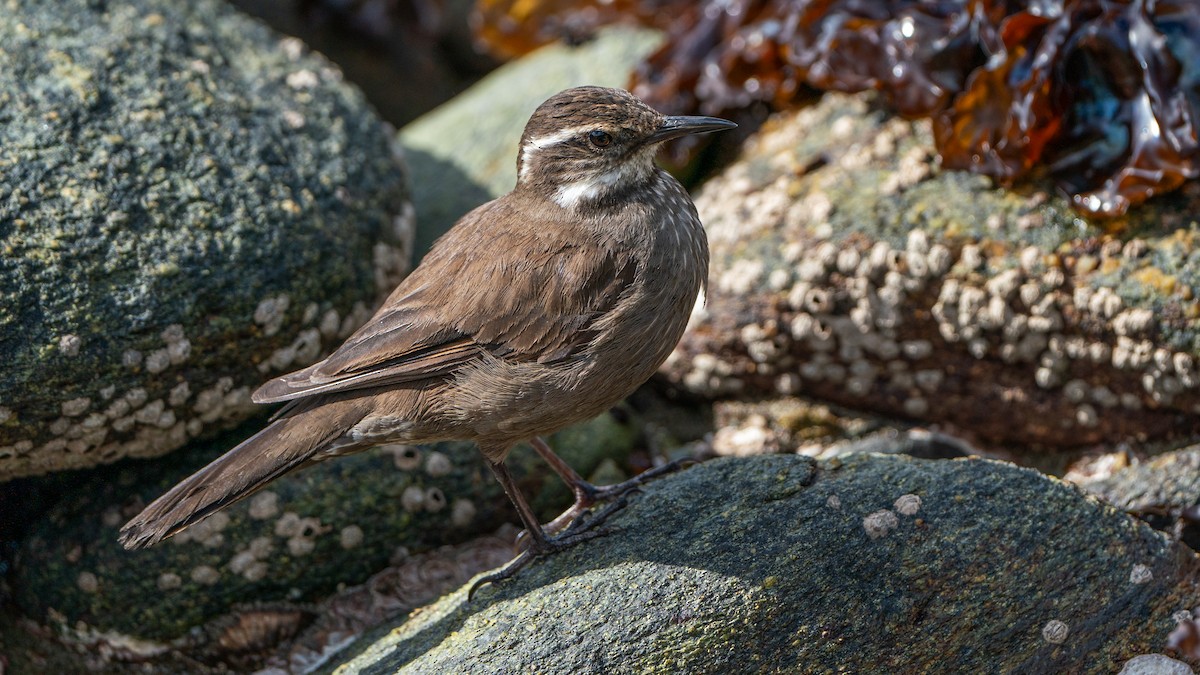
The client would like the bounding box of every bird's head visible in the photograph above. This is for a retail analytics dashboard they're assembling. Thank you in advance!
[515,86,735,210]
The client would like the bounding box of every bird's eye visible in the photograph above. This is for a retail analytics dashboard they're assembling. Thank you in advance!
[588,130,613,148]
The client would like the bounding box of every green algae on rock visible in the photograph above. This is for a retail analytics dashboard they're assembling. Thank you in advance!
[0,0,412,480]
[662,91,1200,448]
[330,452,1198,673]
[11,406,639,651]
[0,530,519,675]
[397,26,663,259]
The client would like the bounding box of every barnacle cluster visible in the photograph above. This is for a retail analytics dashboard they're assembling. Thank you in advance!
[661,92,1200,447]
[473,0,1200,217]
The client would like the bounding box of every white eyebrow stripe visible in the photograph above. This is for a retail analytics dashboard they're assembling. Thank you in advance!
[519,126,593,180]
[527,126,591,149]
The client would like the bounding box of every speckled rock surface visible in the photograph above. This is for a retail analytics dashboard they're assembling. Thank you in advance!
[1080,444,1200,553]
[0,0,412,480]
[663,91,1200,448]
[398,26,663,258]
[706,396,974,460]
[330,453,1198,673]
[1084,445,1200,515]
[10,406,638,648]
[0,529,518,674]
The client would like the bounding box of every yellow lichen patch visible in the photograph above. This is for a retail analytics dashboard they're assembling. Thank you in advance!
[1074,255,1098,275]
[1132,267,1178,296]
[1166,227,1200,250]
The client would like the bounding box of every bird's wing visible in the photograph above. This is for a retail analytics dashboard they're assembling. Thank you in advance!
[253,196,638,404]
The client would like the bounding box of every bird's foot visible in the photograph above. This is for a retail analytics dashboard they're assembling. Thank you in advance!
[468,454,695,600]
[467,514,615,600]
[542,458,695,537]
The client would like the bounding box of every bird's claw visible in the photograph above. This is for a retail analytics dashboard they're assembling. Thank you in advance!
[470,460,697,600]
[468,526,610,600]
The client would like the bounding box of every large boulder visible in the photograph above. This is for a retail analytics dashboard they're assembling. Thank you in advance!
[662,91,1200,449]
[333,452,1198,673]
[0,0,412,480]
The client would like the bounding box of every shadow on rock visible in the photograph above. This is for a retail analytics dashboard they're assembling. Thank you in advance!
[401,146,497,261]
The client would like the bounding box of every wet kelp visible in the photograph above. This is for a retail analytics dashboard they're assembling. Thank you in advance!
[473,0,1200,217]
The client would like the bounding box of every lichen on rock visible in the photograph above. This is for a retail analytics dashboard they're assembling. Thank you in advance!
[0,0,413,480]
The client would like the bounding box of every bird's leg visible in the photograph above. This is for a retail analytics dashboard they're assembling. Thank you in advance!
[471,441,691,598]
[485,459,550,551]
[530,436,688,536]
[470,459,605,599]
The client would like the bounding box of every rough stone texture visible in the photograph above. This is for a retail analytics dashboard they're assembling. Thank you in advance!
[398,26,663,258]
[663,91,1200,449]
[0,0,412,480]
[228,0,492,128]
[11,406,639,645]
[261,527,518,674]
[1080,444,1200,553]
[1118,653,1195,675]
[0,529,518,674]
[1085,446,1200,515]
[332,453,1199,674]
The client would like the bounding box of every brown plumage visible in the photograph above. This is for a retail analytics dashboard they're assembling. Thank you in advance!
[119,86,735,580]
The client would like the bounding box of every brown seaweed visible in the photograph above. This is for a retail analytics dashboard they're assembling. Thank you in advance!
[472,0,1200,217]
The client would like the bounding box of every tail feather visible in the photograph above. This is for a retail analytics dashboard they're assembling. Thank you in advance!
[119,402,361,549]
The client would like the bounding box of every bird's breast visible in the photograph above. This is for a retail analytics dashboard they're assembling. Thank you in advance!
[583,178,708,380]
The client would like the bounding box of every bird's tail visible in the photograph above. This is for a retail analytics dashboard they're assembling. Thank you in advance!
[119,400,362,549]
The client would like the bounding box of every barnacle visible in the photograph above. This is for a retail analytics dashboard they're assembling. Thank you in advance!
[471,0,1200,217]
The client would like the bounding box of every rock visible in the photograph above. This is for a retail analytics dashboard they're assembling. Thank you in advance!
[1084,446,1200,515]
[1081,444,1200,551]
[0,529,519,674]
[227,0,494,126]
[0,0,412,480]
[333,453,1197,673]
[264,529,518,673]
[10,405,639,649]
[707,396,974,460]
[398,26,664,258]
[1118,654,1195,675]
[662,91,1200,449]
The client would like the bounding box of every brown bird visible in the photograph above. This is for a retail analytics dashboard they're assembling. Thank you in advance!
[119,86,735,588]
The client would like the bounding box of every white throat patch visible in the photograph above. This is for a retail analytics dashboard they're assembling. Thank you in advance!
[553,165,638,209]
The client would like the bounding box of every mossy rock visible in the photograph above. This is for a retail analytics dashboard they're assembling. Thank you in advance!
[0,0,412,480]
[332,453,1198,673]
[11,406,640,644]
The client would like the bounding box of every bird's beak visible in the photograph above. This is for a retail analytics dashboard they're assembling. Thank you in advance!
[648,115,738,144]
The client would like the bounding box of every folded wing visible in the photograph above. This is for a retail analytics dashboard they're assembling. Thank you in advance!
[253,196,638,404]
